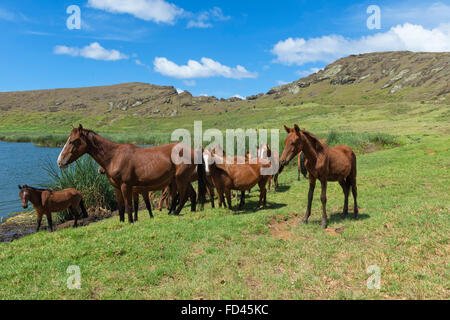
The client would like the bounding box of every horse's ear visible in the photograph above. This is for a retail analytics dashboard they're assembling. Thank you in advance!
[78,124,83,131]
[18,185,22,190]
[284,125,291,133]
[294,124,301,136]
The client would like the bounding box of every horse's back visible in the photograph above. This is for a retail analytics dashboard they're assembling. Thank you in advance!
[327,145,355,180]
[43,188,82,212]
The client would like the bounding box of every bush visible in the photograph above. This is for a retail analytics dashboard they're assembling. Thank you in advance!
[42,155,117,222]
[324,131,398,153]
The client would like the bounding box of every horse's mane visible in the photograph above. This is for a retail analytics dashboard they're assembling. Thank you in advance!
[301,130,326,152]
[23,185,53,192]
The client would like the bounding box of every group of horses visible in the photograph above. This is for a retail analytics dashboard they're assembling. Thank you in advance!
[19,124,358,231]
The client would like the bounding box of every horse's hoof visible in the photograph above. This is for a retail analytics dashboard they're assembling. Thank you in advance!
[301,218,308,224]
[321,223,328,229]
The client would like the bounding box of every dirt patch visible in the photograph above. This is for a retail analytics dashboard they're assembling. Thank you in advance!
[0,207,118,243]
[323,226,346,235]
[268,213,300,240]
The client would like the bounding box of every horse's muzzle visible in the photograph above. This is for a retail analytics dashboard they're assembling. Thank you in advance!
[22,204,28,209]
[58,161,68,169]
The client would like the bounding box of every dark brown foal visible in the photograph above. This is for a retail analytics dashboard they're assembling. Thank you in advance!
[18,185,88,232]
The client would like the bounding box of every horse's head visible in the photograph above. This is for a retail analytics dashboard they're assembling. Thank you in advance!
[280,124,303,166]
[202,149,214,175]
[258,144,272,159]
[57,124,89,168]
[18,185,31,209]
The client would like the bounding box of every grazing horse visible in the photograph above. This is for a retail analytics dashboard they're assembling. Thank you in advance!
[280,125,358,228]
[257,144,280,191]
[98,166,153,221]
[203,149,271,210]
[57,125,207,223]
[18,185,87,232]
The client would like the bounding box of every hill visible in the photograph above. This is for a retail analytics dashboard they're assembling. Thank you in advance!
[0,51,448,120]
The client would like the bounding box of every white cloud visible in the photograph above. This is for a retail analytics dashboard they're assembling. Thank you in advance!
[54,42,128,61]
[0,8,15,21]
[382,2,450,28]
[187,7,230,29]
[87,0,183,24]
[296,68,321,77]
[272,23,450,66]
[153,57,258,79]
[135,59,151,70]
[183,80,196,86]
[176,88,184,94]
[231,94,244,100]
[276,80,288,86]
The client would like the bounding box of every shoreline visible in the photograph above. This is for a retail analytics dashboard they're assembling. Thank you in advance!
[0,207,118,243]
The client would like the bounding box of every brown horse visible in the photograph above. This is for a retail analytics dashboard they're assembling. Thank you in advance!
[257,144,280,191]
[280,125,358,228]
[98,166,153,221]
[203,149,271,210]
[164,165,216,212]
[57,125,206,223]
[18,185,88,232]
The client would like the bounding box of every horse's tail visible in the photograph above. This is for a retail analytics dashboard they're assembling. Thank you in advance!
[197,159,207,210]
[350,151,357,182]
[79,199,88,218]
[300,152,308,178]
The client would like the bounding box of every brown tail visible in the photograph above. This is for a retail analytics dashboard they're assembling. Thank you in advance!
[197,161,207,209]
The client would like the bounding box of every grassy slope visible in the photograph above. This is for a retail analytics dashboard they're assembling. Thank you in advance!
[0,135,448,299]
[0,101,449,299]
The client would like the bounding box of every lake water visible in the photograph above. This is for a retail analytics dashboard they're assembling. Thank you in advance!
[0,141,61,220]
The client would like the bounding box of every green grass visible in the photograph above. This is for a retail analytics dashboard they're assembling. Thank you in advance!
[0,101,448,299]
[0,134,448,299]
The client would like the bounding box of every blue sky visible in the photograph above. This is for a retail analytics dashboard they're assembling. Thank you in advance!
[0,0,449,98]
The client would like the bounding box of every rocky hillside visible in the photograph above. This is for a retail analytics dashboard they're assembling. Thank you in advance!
[265,51,449,104]
[0,51,448,118]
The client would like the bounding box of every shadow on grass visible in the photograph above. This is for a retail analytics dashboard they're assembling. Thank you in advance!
[327,211,370,224]
[231,200,287,215]
[272,185,291,193]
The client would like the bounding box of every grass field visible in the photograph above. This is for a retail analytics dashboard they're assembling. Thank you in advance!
[0,101,448,299]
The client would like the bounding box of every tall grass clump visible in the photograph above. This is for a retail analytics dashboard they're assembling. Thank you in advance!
[42,155,116,221]
[325,130,399,153]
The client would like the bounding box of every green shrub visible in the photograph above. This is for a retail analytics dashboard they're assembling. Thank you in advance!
[42,155,117,222]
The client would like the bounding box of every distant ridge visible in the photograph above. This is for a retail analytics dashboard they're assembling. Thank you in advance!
[0,51,448,118]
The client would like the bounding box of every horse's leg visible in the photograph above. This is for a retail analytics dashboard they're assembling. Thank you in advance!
[257,179,267,210]
[351,178,358,219]
[120,184,134,223]
[225,189,233,210]
[339,179,350,217]
[114,188,125,222]
[302,177,316,224]
[320,180,328,229]
[238,190,245,209]
[143,192,153,218]
[274,173,279,191]
[46,213,53,232]
[36,211,43,232]
[173,179,189,215]
[188,183,197,212]
[133,192,139,222]
[70,206,78,228]
[207,183,215,208]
